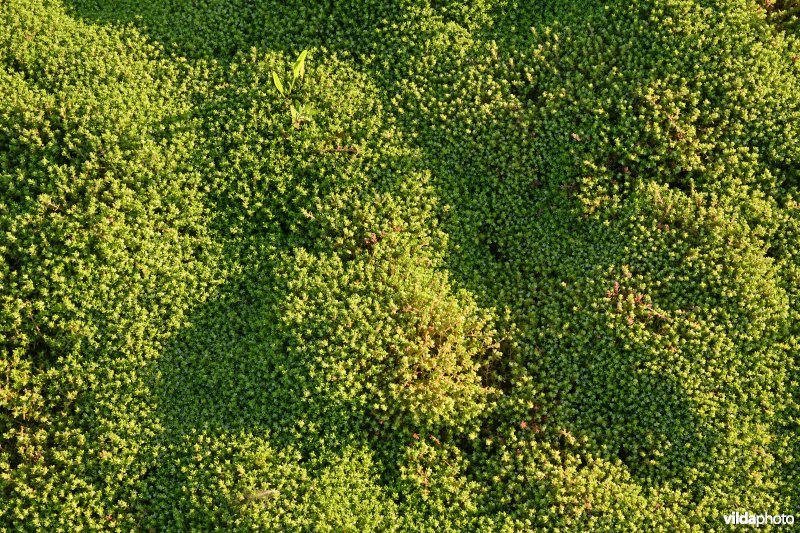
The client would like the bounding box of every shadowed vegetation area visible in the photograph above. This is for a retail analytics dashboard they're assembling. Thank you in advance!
[2,0,800,530]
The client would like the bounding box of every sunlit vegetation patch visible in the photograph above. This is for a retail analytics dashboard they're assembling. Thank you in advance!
[2,0,799,530]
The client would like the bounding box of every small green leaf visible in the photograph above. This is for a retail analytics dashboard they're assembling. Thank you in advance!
[292,50,308,81]
[272,71,285,96]
[290,104,301,129]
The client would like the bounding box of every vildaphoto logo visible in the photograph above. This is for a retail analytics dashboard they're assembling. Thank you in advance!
[723,512,795,527]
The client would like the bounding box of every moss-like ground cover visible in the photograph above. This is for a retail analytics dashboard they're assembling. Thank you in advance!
[2,0,800,530]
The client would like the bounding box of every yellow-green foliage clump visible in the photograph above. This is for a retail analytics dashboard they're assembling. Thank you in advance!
[2,0,799,530]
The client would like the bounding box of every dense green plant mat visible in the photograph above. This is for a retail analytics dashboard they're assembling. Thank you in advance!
[2,0,800,530]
